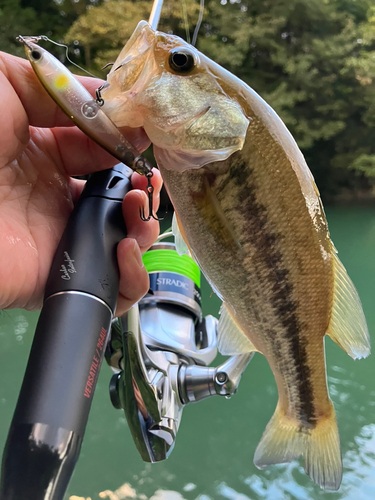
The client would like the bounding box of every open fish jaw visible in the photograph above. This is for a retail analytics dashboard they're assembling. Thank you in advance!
[102,22,249,171]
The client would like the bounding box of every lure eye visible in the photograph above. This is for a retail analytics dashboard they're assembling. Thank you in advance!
[168,48,195,73]
[30,49,42,61]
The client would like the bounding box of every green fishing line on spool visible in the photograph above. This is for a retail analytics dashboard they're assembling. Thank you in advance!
[142,249,200,288]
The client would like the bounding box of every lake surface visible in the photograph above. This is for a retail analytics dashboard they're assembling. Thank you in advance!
[0,206,374,500]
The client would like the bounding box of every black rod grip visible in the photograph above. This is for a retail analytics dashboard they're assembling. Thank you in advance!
[0,165,132,500]
[44,169,131,308]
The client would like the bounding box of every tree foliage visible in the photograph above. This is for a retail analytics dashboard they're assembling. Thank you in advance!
[199,0,375,198]
[0,0,106,58]
[2,0,375,201]
[64,0,201,68]
[0,0,41,56]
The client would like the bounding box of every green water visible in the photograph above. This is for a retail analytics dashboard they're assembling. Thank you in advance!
[0,206,374,500]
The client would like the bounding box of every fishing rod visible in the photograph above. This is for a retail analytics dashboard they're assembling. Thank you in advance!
[148,0,164,30]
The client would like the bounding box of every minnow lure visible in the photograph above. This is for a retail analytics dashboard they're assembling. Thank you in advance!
[18,36,152,175]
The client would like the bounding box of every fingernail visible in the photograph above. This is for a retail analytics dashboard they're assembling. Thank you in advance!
[133,189,145,200]
[129,189,146,217]
[134,189,147,206]
[153,192,160,212]
[132,239,144,269]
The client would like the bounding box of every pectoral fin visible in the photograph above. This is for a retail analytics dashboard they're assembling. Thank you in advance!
[218,303,258,355]
[327,253,370,359]
[172,212,190,256]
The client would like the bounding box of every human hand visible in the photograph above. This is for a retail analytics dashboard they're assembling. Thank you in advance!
[0,51,162,314]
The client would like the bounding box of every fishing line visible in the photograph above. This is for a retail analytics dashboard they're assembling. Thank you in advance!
[192,0,204,46]
[28,35,98,78]
[181,0,191,44]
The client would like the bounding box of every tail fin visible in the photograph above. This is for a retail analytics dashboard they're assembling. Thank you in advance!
[254,403,342,491]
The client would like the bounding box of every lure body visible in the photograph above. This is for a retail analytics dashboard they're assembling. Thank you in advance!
[22,40,151,174]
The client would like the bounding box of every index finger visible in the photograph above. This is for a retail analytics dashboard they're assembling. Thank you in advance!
[0,50,104,128]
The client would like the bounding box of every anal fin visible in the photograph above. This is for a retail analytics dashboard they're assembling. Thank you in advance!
[327,253,370,360]
[217,303,258,355]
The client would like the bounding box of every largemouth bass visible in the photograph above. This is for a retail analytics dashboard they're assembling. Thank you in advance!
[102,21,370,490]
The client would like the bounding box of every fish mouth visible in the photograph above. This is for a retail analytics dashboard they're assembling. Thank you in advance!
[105,21,156,98]
[113,21,155,71]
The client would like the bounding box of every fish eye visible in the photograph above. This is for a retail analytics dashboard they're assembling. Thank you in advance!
[168,48,195,73]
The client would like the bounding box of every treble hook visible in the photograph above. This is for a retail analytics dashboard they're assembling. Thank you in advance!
[140,171,165,222]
